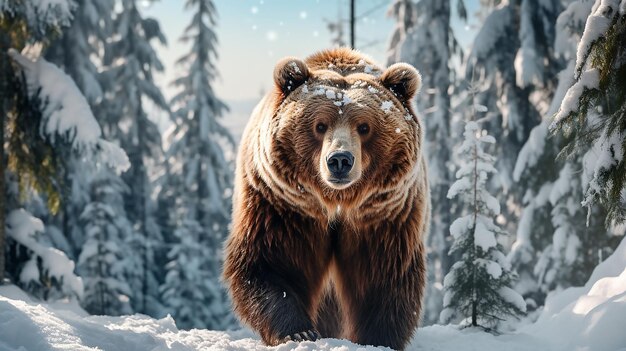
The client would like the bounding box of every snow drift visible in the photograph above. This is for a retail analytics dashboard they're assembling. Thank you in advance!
[1,237,625,351]
[523,236,626,351]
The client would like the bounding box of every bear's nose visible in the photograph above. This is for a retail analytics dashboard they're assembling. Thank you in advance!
[326,151,354,178]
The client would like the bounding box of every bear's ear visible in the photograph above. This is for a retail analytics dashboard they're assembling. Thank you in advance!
[379,63,421,103]
[273,57,310,96]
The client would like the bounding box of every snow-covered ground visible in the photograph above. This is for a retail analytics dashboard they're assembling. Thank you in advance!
[2,237,625,351]
[0,286,541,351]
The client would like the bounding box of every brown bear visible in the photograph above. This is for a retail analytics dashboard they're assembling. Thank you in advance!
[223,47,429,350]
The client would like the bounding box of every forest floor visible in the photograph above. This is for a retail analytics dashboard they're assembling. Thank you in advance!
[0,286,544,351]
[1,237,625,351]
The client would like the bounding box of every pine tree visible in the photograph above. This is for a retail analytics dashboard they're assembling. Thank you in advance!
[551,0,626,225]
[0,0,76,286]
[99,0,169,314]
[468,0,563,225]
[465,0,564,310]
[161,217,231,329]
[440,118,525,329]
[45,0,114,105]
[511,0,622,308]
[45,0,116,259]
[387,0,467,324]
[1,2,128,298]
[532,161,619,293]
[5,49,130,300]
[78,168,133,315]
[161,0,235,329]
[39,0,156,315]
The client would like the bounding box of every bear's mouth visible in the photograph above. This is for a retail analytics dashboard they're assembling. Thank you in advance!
[328,178,351,185]
[325,177,355,190]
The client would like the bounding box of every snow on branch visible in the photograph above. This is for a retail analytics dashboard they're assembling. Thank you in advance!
[8,48,130,173]
[552,0,623,131]
[9,48,99,147]
[582,130,624,207]
[575,0,622,76]
[550,68,600,129]
[468,5,513,62]
[6,209,84,299]
[549,0,626,223]
[554,1,595,59]
[551,0,622,130]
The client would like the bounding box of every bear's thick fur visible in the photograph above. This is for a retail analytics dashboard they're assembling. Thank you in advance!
[223,48,429,350]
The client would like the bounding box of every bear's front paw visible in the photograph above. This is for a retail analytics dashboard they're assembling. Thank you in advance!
[283,329,321,343]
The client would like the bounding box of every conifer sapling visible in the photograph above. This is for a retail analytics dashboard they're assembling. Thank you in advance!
[440,116,526,329]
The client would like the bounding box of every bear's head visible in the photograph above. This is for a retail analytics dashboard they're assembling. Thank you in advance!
[268,50,422,212]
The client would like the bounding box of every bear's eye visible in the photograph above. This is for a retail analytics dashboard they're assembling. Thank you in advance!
[357,123,370,135]
[316,123,328,134]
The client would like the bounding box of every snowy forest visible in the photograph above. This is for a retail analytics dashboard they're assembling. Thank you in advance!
[1,0,625,350]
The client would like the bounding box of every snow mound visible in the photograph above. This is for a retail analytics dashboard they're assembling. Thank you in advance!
[408,325,544,351]
[0,283,545,351]
[0,285,546,351]
[523,237,626,351]
[0,286,383,351]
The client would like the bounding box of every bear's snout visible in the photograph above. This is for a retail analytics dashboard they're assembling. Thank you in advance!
[326,151,354,181]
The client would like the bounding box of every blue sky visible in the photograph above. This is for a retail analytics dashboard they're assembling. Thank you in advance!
[144,0,478,102]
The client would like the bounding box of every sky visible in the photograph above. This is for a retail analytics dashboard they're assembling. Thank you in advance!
[144,0,479,104]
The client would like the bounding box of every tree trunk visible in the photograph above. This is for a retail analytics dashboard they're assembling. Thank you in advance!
[0,29,11,285]
[472,298,477,326]
[471,143,479,327]
[136,103,148,314]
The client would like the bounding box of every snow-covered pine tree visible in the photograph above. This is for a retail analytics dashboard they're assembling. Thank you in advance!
[511,0,622,308]
[160,217,231,329]
[533,162,619,292]
[463,0,564,310]
[467,0,563,233]
[45,0,114,105]
[78,168,133,315]
[6,49,129,299]
[551,0,626,225]
[508,0,591,307]
[0,0,76,285]
[440,118,525,329]
[1,1,128,298]
[45,0,117,259]
[99,0,169,315]
[41,0,161,316]
[161,0,235,329]
[388,0,467,325]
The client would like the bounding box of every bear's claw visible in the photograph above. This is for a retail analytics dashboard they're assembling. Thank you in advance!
[283,329,321,342]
